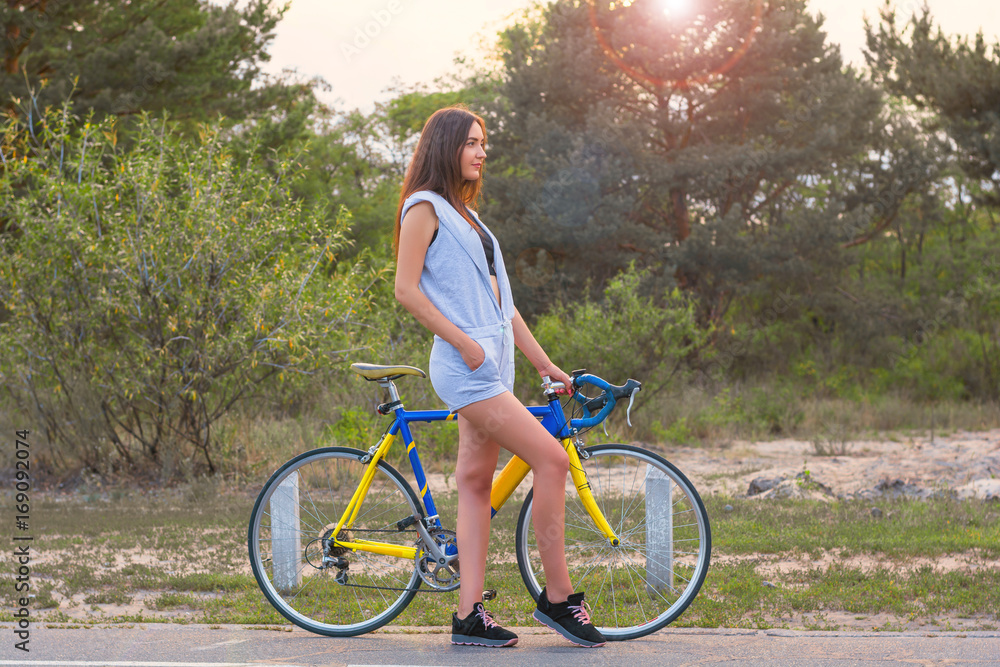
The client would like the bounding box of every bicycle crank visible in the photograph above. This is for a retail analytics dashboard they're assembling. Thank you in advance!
[414,528,460,591]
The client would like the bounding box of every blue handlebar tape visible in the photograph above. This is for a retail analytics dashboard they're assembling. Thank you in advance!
[570,374,616,430]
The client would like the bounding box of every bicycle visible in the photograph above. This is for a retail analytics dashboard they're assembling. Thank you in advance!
[248,363,711,641]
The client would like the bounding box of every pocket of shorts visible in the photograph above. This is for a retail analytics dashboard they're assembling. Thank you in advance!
[465,335,499,375]
[466,349,493,375]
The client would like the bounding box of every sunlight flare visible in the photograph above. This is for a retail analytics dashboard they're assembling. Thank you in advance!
[661,0,691,15]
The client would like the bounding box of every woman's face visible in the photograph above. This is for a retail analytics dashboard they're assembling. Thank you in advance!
[460,121,487,181]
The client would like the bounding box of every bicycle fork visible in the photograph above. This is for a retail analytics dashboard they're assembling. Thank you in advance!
[567,439,621,546]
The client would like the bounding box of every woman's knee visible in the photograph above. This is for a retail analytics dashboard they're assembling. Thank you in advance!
[455,462,493,496]
[533,441,569,480]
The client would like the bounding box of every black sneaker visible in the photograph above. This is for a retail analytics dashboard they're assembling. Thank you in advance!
[451,602,518,647]
[533,587,607,647]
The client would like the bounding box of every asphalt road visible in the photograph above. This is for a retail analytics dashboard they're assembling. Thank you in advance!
[2,624,999,667]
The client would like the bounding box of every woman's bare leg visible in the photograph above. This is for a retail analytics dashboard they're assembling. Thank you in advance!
[457,390,573,605]
[454,415,500,617]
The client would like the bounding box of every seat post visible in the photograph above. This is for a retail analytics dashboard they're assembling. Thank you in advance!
[377,378,401,404]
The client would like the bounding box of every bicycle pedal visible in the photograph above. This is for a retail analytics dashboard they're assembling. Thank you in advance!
[482,588,497,602]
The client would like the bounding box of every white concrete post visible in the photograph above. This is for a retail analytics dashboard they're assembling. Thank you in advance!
[270,471,301,592]
[645,465,674,596]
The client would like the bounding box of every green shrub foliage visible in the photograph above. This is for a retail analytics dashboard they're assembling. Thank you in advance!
[0,100,385,478]
[528,263,711,391]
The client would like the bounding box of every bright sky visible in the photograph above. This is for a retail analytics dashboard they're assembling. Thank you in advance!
[251,0,1000,112]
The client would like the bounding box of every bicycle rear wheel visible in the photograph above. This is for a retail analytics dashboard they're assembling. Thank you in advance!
[248,446,424,636]
[515,444,711,640]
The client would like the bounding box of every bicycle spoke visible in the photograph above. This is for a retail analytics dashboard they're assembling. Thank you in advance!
[301,481,332,532]
[620,555,651,623]
[567,545,614,585]
[249,448,422,637]
[617,544,684,598]
[516,444,711,640]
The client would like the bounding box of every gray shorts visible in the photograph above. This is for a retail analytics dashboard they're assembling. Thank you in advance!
[429,320,515,412]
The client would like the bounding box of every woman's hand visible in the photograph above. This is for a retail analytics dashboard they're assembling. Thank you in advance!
[460,339,486,372]
[538,362,573,394]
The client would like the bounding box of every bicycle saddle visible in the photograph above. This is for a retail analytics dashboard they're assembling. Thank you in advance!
[350,362,427,380]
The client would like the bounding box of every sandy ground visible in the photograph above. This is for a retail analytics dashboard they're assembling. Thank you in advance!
[415,428,1000,501]
[662,428,1000,500]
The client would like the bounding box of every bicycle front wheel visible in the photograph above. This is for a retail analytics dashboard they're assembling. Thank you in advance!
[248,447,424,636]
[515,444,711,640]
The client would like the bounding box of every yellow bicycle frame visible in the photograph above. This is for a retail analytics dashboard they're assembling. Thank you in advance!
[329,432,419,560]
[330,435,620,559]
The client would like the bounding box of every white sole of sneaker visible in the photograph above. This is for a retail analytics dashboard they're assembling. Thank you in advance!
[451,637,518,647]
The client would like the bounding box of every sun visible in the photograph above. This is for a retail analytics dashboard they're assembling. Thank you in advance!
[661,0,691,15]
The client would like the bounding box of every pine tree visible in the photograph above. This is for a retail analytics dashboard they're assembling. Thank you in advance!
[481,0,929,325]
[865,2,1000,209]
[0,0,315,134]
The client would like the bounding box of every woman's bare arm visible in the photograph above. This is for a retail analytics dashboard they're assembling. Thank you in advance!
[394,202,485,370]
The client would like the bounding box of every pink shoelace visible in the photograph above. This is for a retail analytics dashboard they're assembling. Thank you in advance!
[569,601,592,624]
[477,606,500,629]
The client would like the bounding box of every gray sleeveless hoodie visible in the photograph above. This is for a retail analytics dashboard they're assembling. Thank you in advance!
[400,190,516,410]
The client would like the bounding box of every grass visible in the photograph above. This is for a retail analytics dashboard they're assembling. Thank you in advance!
[146,592,200,610]
[672,561,1000,630]
[702,496,1000,558]
[3,484,998,632]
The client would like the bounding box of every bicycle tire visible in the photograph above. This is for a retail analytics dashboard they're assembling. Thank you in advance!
[515,444,711,641]
[248,446,424,636]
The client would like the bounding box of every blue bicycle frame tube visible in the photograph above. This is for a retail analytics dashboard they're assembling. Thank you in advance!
[388,400,572,525]
[390,408,455,527]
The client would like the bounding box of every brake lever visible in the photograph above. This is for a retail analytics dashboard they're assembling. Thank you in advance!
[626,390,637,427]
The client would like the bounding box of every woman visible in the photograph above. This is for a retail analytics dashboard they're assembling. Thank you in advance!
[393,105,606,649]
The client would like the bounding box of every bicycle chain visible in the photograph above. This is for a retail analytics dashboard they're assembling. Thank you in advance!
[322,527,445,594]
[334,580,445,594]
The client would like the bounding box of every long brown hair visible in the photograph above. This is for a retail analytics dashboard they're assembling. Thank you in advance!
[394,105,487,257]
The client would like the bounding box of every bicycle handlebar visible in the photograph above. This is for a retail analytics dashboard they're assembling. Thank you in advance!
[568,374,642,431]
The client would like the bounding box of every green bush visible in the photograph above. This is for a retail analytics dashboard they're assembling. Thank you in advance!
[664,385,804,441]
[0,98,388,478]
[322,406,377,450]
[875,329,980,402]
[650,415,697,445]
[963,273,1000,400]
[526,263,710,390]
